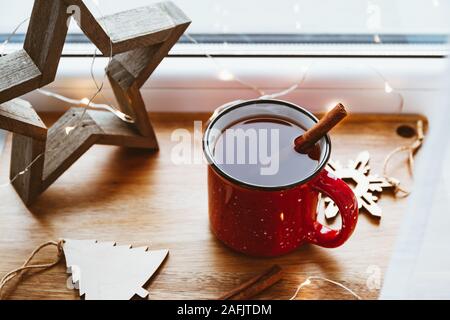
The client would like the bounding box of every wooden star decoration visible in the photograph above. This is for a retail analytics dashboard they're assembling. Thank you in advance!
[0,0,190,205]
[319,151,392,219]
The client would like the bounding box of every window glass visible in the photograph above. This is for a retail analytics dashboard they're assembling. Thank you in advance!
[1,1,449,53]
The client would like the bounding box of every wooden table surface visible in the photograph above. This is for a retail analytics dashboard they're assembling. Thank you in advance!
[0,112,425,300]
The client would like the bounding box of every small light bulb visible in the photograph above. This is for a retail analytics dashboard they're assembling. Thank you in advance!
[373,34,381,43]
[80,98,91,105]
[384,82,393,93]
[65,126,75,135]
[218,69,234,81]
[327,102,340,111]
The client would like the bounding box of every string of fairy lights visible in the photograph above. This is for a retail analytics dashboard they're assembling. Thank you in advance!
[0,2,405,126]
[0,1,123,186]
[0,16,132,124]
[0,0,422,299]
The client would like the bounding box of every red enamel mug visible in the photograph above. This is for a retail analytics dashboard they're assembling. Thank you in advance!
[203,99,358,257]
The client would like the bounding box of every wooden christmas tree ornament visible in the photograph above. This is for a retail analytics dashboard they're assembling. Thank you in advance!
[0,0,191,204]
[63,239,168,300]
[0,239,168,300]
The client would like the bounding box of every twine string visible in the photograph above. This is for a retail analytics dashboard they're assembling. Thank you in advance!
[0,240,65,298]
[382,120,424,197]
[290,276,361,300]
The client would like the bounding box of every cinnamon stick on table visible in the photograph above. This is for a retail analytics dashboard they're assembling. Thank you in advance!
[294,103,348,154]
[219,265,283,300]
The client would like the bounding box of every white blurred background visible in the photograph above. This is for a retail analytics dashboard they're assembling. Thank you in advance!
[1,0,449,35]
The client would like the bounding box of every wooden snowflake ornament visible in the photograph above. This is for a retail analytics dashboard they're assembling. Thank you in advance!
[63,239,168,300]
[320,151,392,219]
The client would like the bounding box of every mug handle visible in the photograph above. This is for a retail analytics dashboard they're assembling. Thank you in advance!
[306,170,359,248]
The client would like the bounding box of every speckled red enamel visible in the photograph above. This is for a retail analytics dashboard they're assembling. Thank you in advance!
[208,167,358,257]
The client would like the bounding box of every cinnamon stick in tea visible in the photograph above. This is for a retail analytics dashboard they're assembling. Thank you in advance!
[219,265,283,300]
[294,103,348,154]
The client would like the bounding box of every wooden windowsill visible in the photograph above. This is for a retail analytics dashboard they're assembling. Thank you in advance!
[0,112,426,300]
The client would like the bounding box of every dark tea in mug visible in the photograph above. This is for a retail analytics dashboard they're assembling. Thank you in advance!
[212,116,322,188]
